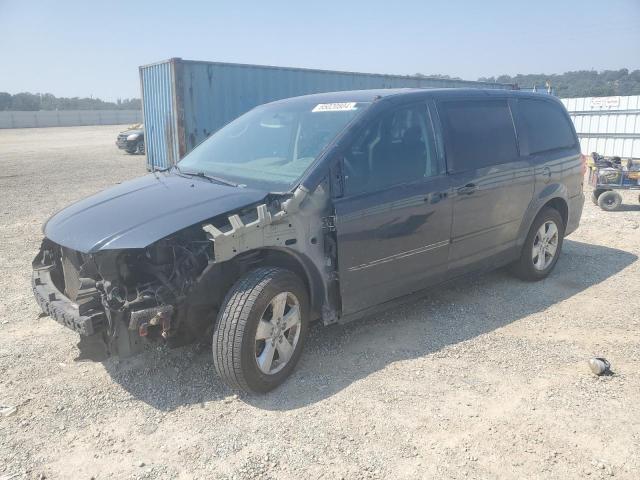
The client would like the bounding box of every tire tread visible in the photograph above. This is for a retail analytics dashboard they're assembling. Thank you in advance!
[212,267,286,392]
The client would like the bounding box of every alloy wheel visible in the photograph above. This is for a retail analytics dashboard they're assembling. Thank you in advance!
[532,220,559,271]
[254,291,301,375]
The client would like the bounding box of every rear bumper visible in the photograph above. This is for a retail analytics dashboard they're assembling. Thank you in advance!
[565,192,585,237]
[32,267,105,336]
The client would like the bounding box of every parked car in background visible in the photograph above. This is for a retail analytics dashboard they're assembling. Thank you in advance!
[32,89,584,393]
[116,123,144,154]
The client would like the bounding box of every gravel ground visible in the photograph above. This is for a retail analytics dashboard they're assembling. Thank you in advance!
[1,125,639,480]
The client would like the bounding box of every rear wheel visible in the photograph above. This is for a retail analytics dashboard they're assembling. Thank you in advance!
[597,190,622,211]
[136,140,145,155]
[510,208,564,281]
[212,267,309,393]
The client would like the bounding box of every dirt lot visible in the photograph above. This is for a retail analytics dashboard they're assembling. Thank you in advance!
[1,125,639,480]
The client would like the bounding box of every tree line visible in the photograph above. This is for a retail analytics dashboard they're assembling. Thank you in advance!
[478,68,640,98]
[415,69,640,98]
[0,92,141,111]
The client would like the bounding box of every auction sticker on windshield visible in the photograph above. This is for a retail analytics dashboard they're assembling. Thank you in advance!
[312,102,357,112]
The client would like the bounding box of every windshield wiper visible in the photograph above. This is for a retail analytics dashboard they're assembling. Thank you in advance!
[173,166,239,187]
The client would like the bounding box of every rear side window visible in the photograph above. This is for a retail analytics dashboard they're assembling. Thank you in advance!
[518,99,576,154]
[439,100,518,172]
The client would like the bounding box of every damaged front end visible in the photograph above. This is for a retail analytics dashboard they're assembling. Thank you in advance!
[32,226,212,361]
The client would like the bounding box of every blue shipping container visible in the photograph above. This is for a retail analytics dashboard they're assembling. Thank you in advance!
[140,58,515,169]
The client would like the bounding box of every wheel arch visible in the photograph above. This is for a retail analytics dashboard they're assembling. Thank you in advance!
[189,246,327,325]
[244,247,326,317]
[517,191,569,248]
[543,197,568,228]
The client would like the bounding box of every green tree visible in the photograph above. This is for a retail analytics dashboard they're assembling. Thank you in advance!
[0,92,11,110]
[10,92,40,110]
[480,69,640,97]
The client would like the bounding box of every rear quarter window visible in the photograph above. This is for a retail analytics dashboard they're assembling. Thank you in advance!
[518,99,576,154]
[438,99,518,172]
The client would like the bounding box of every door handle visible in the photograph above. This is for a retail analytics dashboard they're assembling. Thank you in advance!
[457,183,477,195]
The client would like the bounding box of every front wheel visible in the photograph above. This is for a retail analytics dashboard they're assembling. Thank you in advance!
[212,267,309,393]
[509,208,564,281]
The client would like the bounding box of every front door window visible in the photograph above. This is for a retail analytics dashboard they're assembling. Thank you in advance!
[343,103,438,196]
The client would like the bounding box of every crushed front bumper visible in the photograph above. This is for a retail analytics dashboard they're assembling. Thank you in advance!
[32,266,105,336]
[32,240,178,359]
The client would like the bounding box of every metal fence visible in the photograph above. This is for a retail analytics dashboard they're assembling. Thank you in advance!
[0,110,142,129]
[561,95,640,159]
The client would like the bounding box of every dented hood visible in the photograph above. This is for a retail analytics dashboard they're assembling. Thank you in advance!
[44,172,268,253]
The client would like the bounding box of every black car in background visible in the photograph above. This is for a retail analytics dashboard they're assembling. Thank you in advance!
[116,124,144,154]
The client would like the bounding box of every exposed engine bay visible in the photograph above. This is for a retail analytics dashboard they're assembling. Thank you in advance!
[34,225,215,360]
[97,230,211,316]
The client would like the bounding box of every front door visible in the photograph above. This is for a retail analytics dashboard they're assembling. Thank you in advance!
[334,101,453,315]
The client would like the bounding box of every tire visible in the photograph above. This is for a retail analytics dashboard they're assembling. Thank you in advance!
[597,190,622,211]
[510,207,565,281]
[212,267,309,393]
[591,189,606,205]
[136,140,145,155]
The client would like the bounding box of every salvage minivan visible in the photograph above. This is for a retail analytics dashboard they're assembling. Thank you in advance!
[32,89,585,392]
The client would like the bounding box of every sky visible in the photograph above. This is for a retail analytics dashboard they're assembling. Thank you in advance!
[1,0,639,101]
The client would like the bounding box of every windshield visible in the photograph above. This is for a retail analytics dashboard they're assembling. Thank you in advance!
[177,100,370,190]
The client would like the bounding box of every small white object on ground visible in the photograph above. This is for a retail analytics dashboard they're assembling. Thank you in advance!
[589,357,611,376]
[1,405,17,417]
